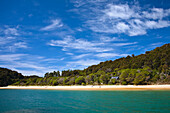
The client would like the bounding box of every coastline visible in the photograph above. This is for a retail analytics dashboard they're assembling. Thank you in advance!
[0,85,170,90]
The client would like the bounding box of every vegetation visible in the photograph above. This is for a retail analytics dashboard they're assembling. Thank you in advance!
[0,44,170,86]
[0,68,24,86]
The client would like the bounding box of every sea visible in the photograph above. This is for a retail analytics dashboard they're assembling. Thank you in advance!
[0,89,170,113]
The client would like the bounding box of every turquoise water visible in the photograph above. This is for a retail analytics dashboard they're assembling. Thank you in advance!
[0,90,170,113]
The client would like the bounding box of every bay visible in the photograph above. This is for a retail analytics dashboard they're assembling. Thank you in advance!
[0,89,170,113]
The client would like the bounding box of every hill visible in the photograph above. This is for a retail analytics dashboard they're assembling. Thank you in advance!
[0,68,24,86]
[84,43,170,75]
[0,44,170,86]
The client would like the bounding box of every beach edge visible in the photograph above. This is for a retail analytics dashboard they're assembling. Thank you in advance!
[0,85,170,90]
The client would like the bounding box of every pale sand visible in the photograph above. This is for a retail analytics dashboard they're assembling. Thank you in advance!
[0,85,170,90]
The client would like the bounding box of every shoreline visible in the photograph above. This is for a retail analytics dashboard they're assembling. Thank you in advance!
[0,85,170,90]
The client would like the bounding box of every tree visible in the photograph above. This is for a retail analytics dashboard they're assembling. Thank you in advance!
[58,78,64,85]
[108,78,117,85]
[132,54,135,57]
[52,80,59,86]
[0,68,24,86]
[119,69,129,83]
[57,71,60,77]
[99,74,109,84]
[75,76,85,85]
[134,73,146,85]
[67,77,75,85]
[122,81,127,85]
[63,77,69,85]
[85,74,93,85]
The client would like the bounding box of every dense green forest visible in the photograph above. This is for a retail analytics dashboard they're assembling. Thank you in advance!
[0,68,24,86]
[0,44,170,86]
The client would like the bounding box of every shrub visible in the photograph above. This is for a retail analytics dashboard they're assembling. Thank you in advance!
[75,76,85,85]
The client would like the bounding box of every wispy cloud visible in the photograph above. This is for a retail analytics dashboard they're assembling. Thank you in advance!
[67,59,101,68]
[8,42,28,52]
[0,36,15,45]
[104,4,136,19]
[95,53,128,58]
[142,8,170,19]
[112,42,137,46]
[66,52,74,55]
[71,0,108,8]
[151,42,162,46]
[48,35,137,53]
[0,26,29,52]
[0,54,45,70]
[0,54,26,61]
[100,37,125,42]
[1,40,28,52]
[0,54,64,76]
[13,42,28,48]
[140,42,166,54]
[71,1,170,36]
[4,27,19,36]
[48,36,113,52]
[73,53,91,59]
[41,19,63,31]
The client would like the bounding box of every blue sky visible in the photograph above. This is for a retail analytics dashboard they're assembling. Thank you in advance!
[0,0,169,76]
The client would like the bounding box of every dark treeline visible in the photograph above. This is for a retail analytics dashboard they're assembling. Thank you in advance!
[0,44,170,86]
[0,68,24,86]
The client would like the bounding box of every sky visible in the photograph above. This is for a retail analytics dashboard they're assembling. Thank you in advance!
[0,0,170,76]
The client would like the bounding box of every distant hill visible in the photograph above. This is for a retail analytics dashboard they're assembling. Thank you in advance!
[56,43,169,85]
[0,44,169,86]
[84,43,170,75]
[0,68,24,86]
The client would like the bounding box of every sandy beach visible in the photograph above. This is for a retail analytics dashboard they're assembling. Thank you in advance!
[0,85,170,90]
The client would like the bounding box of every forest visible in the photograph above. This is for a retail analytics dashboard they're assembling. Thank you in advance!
[0,44,169,86]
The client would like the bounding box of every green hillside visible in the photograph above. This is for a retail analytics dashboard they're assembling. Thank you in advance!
[0,44,169,86]
[85,43,170,75]
[0,68,24,86]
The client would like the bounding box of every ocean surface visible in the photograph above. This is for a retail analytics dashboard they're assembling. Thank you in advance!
[0,90,170,113]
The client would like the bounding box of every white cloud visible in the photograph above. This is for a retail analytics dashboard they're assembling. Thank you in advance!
[73,54,90,59]
[76,28,83,32]
[0,54,26,61]
[116,22,130,32]
[71,0,110,8]
[0,54,64,76]
[143,8,170,20]
[48,37,113,52]
[104,4,135,19]
[15,69,44,76]
[0,36,15,45]
[73,2,170,36]
[128,29,146,36]
[68,59,101,67]
[41,19,63,31]
[145,20,170,29]
[4,28,19,36]
[0,26,29,52]
[100,37,125,42]
[13,42,28,48]
[0,54,44,70]
[112,42,137,46]
[66,53,74,55]
[95,53,128,58]
[7,42,28,52]
[48,36,137,53]
[151,42,162,46]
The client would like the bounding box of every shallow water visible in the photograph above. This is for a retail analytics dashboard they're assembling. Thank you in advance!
[0,89,170,113]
